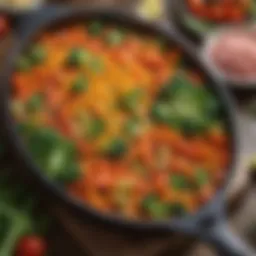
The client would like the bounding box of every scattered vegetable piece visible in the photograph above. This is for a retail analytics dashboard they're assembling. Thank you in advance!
[29,45,46,65]
[71,75,88,93]
[170,174,193,190]
[26,94,44,113]
[88,21,103,36]
[120,89,144,113]
[15,235,47,256]
[16,57,31,72]
[103,138,127,159]
[106,29,125,46]
[195,168,209,187]
[67,48,92,67]
[86,117,105,140]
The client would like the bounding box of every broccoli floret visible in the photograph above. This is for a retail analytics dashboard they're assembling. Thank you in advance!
[141,194,187,219]
[119,88,144,114]
[152,72,221,136]
[88,21,104,36]
[0,204,31,256]
[29,44,47,65]
[105,29,125,46]
[18,124,81,185]
[102,138,127,159]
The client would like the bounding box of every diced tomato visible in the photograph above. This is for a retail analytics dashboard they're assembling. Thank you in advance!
[208,128,227,148]
[170,157,193,176]
[16,236,47,256]
[199,186,214,204]
[209,6,225,22]
[92,161,114,190]
[140,48,165,71]
[227,8,244,22]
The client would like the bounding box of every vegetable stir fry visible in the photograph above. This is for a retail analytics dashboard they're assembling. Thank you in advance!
[12,22,230,220]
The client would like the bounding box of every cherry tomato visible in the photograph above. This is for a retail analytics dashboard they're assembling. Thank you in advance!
[15,236,47,256]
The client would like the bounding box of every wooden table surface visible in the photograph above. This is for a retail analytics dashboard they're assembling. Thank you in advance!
[49,187,256,256]
[3,1,256,255]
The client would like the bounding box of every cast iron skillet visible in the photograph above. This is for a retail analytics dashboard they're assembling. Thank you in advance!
[0,6,254,256]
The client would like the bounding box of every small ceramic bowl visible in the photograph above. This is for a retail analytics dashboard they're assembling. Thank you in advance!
[200,24,256,90]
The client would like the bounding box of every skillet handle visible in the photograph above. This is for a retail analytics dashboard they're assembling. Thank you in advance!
[208,221,255,256]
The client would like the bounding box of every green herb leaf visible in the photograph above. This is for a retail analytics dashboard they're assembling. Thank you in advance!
[29,44,47,65]
[15,57,31,72]
[86,117,105,140]
[26,94,44,113]
[67,48,92,67]
[141,195,169,219]
[168,202,187,217]
[195,168,209,187]
[120,89,144,113]
[106,29,125,46]
[170,174,193,190]
[88,21,103,36]
[103,138,127,159]
[71,75,89,93]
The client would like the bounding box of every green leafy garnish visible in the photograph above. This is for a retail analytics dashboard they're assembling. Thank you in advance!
[89,58,104,73]
[168,202,187,216]
[67,48,92,67]
[29,44,47,65]
[120,89,144,113]
[151,102,171,123]
[195,168,209,187]
[103,138,127,159]
[0,173,51,256]
[71,76,89,93]
[88,21,103,36]
[26,94,44,113]
[141,195,169,219]
[152,72,221,136]
[142,195,187,219]
[86,117,105,140]
[123,118,140,137]
[185,14,213,33]
[106,29,125,46]
[170,174,194,190]
[20,125,81,184]
[15,57,31,72]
